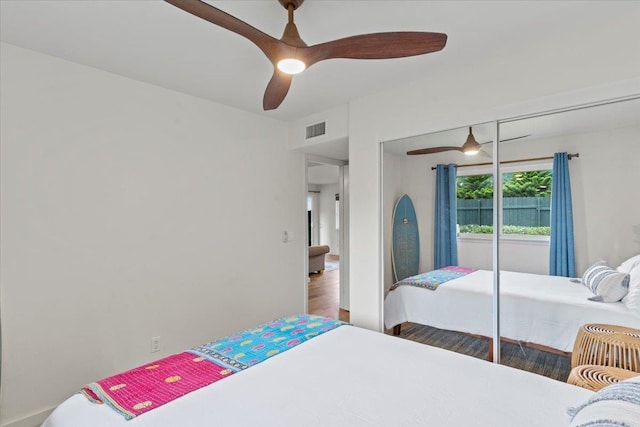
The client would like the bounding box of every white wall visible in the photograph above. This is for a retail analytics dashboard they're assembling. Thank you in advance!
[307,164,339,184]
[458,238,551,274]
[0,44,305,426]
[318,183,340,255]
[348,4,640,330]
[382,152,402,289]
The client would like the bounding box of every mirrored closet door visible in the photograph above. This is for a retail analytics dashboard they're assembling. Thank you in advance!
[381,96,640,382]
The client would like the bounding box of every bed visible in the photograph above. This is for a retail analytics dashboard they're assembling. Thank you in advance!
[43,314,600,427]
[384,269,640,353]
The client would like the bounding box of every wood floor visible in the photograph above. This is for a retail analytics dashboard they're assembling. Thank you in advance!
[394,322,571,381]
[308,255,350,322]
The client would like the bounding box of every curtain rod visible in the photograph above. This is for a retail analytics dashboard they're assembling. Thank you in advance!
[430,153,579,170]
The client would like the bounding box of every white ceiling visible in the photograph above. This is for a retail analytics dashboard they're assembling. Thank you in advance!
[1,1,636,122]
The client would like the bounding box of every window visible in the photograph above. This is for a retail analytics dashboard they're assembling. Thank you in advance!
[456,168,552,236]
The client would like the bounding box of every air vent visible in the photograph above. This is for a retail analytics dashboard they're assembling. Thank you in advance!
[305,122,326,139]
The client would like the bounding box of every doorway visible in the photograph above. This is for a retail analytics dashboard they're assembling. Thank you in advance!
[306,157,349,322]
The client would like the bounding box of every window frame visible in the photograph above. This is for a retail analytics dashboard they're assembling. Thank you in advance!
[456,161,553,243]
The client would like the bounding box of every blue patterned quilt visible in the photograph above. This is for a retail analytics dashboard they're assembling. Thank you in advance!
[189,315,348,372]
[390,266,477,291]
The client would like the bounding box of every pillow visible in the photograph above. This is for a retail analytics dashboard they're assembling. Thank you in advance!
[617,254,640,274]
[622,264,640,316]
[568,374,640,427]
[582,261,630,302]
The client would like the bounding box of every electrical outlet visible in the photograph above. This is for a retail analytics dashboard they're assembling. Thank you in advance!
[151,336,160,353]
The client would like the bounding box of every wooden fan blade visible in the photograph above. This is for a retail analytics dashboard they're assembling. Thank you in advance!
[301,32,447,67]
[479,134,531,145]
[263,69,293,110]
[407,146,462,156]
[164,0,286,62]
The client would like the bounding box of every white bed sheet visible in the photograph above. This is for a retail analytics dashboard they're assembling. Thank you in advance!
[43,325,592,427]
[385,269,640,352]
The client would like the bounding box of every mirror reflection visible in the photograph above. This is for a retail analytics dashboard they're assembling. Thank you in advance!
[383,97,640,383]
[383,122,496,360]
[497,98,640,381]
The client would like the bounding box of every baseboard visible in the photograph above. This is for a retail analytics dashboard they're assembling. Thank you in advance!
[1,407,55,427]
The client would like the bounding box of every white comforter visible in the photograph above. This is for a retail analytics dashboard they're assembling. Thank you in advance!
[43,325,591,427]
[385,269,640,352]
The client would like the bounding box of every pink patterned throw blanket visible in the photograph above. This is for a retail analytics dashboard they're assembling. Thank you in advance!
[81,351,232,419]
[390,266,477,291]
[81,315,347,420]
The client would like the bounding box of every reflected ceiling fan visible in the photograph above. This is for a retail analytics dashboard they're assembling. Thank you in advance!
[406,127,530,156]
[165,0,448,110]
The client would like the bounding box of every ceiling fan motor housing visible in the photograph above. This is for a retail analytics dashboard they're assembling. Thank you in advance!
[278,0,304,10]
[462,127,481,152]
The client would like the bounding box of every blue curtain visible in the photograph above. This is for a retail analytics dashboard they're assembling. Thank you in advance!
[434,164,458,269]
[549,152,576,277]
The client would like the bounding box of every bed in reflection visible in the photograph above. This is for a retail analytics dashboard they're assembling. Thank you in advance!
[385,263,640,355]
[44,314,611,427]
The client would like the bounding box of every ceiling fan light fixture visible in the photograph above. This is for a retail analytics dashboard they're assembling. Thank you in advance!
[461,127,480,155]
[277,58,306,74]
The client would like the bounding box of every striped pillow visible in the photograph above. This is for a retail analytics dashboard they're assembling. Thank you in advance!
[568,374,640,427]
[582,261,630,303]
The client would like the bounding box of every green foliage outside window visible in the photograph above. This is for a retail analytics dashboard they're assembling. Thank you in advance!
[457,170,552,199]
[456,170,552,236]
[456,174,494,199]
[503,171,552,197]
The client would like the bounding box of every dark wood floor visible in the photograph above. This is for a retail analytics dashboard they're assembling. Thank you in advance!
[308,255,350,322]
[393,322,572,381]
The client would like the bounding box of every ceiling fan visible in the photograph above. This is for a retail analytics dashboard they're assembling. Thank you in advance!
[406,127,531,156]
[165,0,448,110]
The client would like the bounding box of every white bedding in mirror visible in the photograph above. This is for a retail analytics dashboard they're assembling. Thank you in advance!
[385,269,640,352]
[43,325,591,427]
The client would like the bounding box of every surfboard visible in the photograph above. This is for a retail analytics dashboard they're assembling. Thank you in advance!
[392,194,420,283]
